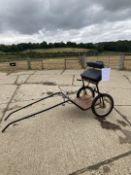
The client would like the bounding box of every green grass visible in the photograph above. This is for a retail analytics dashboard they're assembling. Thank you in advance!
[0,48,125,63]
[0,47,91,62]
[23,47,90,53]
[99,51,124,56]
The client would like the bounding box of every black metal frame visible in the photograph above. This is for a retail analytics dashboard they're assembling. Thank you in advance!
[81,77,101,96]
[81,76,105,108]
[2,91,92,133]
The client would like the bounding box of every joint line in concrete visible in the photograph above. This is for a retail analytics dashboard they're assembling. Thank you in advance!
[114,107,131,127]
[0,85,20,123]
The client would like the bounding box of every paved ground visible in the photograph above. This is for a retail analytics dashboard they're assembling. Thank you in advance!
[0,69,131,175]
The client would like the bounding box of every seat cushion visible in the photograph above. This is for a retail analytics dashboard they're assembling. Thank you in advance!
[81,68,101,82]
[87,61,104,69]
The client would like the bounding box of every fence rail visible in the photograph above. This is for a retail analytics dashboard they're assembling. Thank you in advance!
[0,55,131,71]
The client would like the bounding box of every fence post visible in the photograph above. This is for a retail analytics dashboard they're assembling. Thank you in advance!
[64,59,67,69]
[80,56,86,68]
[27,58,31,70]
[41,59,44,69]
[108,56,110,67]
[119,54,125,70]
[97,56,98,61]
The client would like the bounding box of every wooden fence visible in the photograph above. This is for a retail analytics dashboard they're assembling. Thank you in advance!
[0,56,131,71]
[0,58,82,71]
[80,55,131,70]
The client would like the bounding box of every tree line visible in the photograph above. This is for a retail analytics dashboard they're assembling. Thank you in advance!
[0,40,131,53]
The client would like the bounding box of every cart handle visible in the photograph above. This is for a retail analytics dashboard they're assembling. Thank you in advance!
[4,92,60,121]
[2,99,69,133]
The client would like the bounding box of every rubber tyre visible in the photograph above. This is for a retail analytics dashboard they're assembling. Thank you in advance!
[77,86,95,98]
[91,93,114,118]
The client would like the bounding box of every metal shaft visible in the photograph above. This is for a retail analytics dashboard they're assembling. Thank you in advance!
[2,100,69,133]
[4,92,60,121]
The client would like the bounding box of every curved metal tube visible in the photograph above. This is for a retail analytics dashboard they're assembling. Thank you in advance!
[4,92,60,121]
[2,99,69,133]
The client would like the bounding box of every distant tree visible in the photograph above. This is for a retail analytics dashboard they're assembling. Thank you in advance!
[1,40,131,53]
[66,41,77,48]
[40,41,47,48]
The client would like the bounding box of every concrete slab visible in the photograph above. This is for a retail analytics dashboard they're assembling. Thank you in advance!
[0,69,130,175]
[12,84,59,102]
[0,104,7,121]
[59,85,79,95]
[0,73,17,84]
[99,70,131,89]
[10,70,35,76]
[115,106,131,123]
[0,72,7,76]
[17,75,30,84]
[97,87,131,106]
[27,75,73,86]
[34,70,63,75]
[63,69,84,75]
[0,105,131,175]
[0,85,17,104]
[0,85,17,121]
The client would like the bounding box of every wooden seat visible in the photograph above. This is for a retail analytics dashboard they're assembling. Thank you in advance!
[72,95,93,110]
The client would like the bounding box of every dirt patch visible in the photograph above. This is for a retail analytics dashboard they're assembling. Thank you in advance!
[91,165,111,175]
[103,165,111,173]
[59,84,72,87]
[13,123,19,126]
[46,91,54,95]
[43,81,57,86]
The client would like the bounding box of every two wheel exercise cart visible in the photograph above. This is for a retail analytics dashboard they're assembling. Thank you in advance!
[2,61,114,133]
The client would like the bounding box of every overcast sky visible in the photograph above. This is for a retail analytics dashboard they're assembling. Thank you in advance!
[0,0,131,44]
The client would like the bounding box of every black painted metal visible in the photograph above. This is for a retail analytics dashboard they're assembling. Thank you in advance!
[4,92,60,121]
[2,99,69,133]
[96,83,100,95]
[2,91,92,133]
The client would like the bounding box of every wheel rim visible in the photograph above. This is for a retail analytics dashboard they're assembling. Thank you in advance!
[94,95,113,116]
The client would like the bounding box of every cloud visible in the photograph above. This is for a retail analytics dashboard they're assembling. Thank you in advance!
[1,19,131,44]
[0,0,131,43]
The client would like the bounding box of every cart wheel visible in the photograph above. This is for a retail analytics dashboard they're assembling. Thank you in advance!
[77,86,94,98]
[91,93,114,118]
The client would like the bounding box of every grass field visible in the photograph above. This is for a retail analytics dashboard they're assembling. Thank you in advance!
[99,51,123,56]
[0,47,127,63]
[0,47,91,62]
[23,47,90,53]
